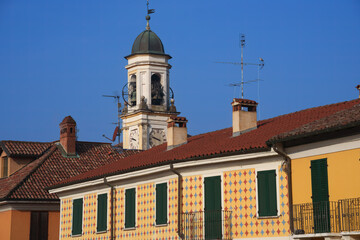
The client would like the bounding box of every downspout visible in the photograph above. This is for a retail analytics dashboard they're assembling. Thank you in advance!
[170,163,184,239]
[272,143,294,234]
[104,177,115,240]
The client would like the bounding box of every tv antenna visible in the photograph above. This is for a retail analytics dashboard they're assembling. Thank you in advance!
[215,34,265,99]
[102,94,122,145]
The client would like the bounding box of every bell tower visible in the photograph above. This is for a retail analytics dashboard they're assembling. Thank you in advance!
[121,8,179,150]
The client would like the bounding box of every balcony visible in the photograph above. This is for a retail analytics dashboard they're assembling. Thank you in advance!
[180,210,232,240]
[293,197,360,235]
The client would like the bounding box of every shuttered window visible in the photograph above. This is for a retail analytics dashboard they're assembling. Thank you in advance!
[156,183,167,225]
[257,170,278,217]
[125,188,136,228]
[311,159,329,203]
[30,211,48,240]
[97,193,108,232]
[72,198,83,236]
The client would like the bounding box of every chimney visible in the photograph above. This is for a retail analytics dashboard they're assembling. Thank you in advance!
[59,116,77,155]
[232,98,258,136]
[356,85,360,98]
[167,116,188,150]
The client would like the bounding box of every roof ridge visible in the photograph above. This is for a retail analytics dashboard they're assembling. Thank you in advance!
[1,145,57,200]
[76,141,111,145]
[1,140,52,144]
[268,102,360,144]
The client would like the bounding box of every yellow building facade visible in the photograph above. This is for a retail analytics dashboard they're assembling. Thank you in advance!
[54,154,291,240]
[285,132,360,240]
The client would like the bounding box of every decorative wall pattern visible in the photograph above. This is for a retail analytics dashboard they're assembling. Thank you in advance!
[223,166,290,239]
[60,167,290,240]
[60,192,111,240]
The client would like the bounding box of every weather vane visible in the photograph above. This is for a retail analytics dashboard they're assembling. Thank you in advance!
[146,0,155,30]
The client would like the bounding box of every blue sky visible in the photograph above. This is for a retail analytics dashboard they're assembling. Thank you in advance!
[1,0,360,143]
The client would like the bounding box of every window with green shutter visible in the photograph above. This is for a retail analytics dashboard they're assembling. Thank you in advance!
[97,193,108,232]
[125,188,136,228]
[156,183,167,225]
[72,198,83,236]
[257,170,278,217]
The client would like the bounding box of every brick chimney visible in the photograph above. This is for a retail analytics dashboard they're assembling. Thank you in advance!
[59,116,77,155]
[167,116,188,150]
[232,98,258,136]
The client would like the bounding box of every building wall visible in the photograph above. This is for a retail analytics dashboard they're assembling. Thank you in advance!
[0,209,60,240]
[0,210,12,240]
[291,148,360,204]
[49,211,60,240]
[59,160,290,240]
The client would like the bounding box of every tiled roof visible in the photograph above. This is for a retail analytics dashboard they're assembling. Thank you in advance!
[53,98,360,187]
[0,142,140,200]
[0,141,52,157]
[269,103,360,143]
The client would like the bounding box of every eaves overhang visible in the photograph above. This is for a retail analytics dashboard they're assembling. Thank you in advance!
[48,146,275,194]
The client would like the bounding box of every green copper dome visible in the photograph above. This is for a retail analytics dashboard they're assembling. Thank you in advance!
[131,30,166,55]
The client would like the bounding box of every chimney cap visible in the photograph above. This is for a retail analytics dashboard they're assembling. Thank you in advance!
[168,116,188,123]
[60,116,76,125]
[232,98,258,106]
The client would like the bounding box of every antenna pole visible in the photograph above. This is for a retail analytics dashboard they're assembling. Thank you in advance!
[240,34,245,99]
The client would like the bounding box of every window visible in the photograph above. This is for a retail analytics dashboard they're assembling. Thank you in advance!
[30,211,48,240]
[97,193,108,232]
[151,73,164,105]
[72,198,83,236]
[125,188,136,228]
[2,156,8,177]
[156,183,167,225]
[257,170,278,217]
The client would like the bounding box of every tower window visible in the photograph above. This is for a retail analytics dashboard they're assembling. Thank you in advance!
[70,128,73,133]
[129,75,137,106]
[151,74,164,105]
[2,156,8,177]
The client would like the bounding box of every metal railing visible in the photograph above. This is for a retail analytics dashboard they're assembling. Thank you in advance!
[293,197,360,235]
[339,198,360,232]
[181,210,232,240]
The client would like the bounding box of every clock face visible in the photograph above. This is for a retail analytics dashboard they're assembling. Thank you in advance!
[129,129,139,149]
[149,128,166,147]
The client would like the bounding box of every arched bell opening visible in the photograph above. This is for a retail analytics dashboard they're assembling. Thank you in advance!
[129,74,137,106]
[151,73,164,105]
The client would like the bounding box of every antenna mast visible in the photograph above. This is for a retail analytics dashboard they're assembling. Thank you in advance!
[102,95,122,145]
[240,34,245,98]
[215,34,265,99]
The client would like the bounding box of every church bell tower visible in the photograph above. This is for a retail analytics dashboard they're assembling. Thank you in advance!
[121,9,179,150]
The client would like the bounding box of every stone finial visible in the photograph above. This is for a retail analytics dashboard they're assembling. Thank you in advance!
[169,98,177,112]
[139,96,148,110]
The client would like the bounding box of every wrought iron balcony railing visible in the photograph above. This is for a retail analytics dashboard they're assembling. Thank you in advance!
[180,210,232,240]
[293,197,360,235]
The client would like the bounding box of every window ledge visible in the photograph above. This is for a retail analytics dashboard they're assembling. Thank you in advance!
[123,227,136,231]
[71,234,82,237]
[155,223,168,227]
[256,215,281,219]
[96,230,107,234]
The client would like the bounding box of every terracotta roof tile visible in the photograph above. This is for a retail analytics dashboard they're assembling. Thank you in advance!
[0,141,52,157]
[269,103,360,143]
[0,142,140,200]
[54,98,360,187]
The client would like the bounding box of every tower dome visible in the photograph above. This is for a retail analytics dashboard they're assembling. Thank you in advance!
[131,29,166,56]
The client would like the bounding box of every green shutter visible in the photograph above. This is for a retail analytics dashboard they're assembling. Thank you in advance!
[125,188,136,228]
[311,159,329,203]
[311,159,330,233]
[97,193,108,232]
[72,198,83,235]
[156,183,167,225]
[257,170,277,217]
[204,176,222,239]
